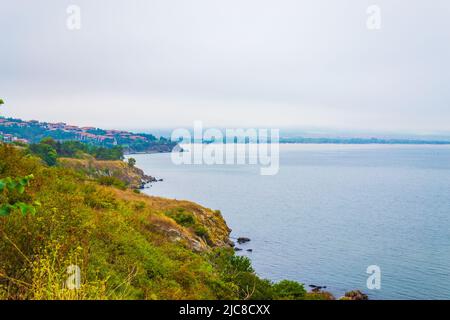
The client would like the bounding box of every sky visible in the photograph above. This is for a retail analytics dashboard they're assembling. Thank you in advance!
[1,0,450,134]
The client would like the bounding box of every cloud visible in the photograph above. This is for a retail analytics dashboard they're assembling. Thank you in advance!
[1,0,450,133]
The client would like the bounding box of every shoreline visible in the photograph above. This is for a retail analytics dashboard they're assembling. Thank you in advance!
[125,144,450,299]
[125,143,450,157]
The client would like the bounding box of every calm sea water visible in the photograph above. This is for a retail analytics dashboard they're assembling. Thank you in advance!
[130,144,450,300]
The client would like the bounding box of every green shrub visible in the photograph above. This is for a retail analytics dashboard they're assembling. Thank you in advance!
[272,280,306,300]
[28,143,58,166]
[208,249,271,299]
[97,176,127,190]
[166,208,196,227]
[193,225,209,238]
[127,158,136,168]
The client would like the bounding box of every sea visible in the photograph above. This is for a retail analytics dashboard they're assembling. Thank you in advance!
[129,144,450,299]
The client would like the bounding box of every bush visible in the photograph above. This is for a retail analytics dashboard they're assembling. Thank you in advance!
[127,158,136,168]
[342,290,368,300]
[166,208,196,227]
[208,249,274,299]
[166,208,212,242]
[304,291,336,300]
[193,225,209,239]
[28,143,58,166]
[228,254,254,273]
[272,280,306,300]
[97,176,127,190]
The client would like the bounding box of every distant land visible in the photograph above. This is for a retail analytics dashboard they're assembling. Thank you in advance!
[0,116,176,153]
[279,136,450,145]
[137,127,450,145]
[2,116,450,151]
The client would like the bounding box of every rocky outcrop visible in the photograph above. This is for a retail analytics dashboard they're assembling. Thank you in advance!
[60,157,232,251]
[109,189,233,252]
[237,237,251,244]
[309,284,327,292]
[124,142,178,154]
[164,202,232,249]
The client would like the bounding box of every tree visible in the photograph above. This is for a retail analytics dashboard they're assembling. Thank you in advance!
[127,157,136,168]
[28,143,58,166]
[40,137,58,148]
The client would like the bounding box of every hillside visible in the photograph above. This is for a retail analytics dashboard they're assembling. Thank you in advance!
[0,116,176,153]
[1,144,336,300]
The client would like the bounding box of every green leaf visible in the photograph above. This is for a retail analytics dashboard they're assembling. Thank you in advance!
[16,203,28,216]
[0,204,13,216]
[13,202,36,216]
[21,175,34,185]
[3,177,12,185]
[0,175,37,217]
[28,206,36,216]
[17,184,25,194]
[6,180,17,191]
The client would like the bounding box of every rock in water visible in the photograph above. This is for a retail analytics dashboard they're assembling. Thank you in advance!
[237,237,251,244]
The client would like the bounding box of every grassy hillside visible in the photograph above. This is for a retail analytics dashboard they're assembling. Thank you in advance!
[0,144,325,300]
[58,157,154,190]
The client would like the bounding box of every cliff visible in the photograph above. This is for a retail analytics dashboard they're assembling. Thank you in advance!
[108,188,233,251]
[0,144,259,300]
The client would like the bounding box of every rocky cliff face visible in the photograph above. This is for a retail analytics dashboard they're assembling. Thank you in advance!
[59,156,233,251]
[110,188,232,252]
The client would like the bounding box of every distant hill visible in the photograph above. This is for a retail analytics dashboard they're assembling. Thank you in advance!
[0,116,176,153]
[280,136,450,145]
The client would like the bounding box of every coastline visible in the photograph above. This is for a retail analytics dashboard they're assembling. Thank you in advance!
[128,144,450,299]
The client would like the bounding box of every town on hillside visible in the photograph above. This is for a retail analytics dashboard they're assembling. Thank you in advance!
[0,117,176,153]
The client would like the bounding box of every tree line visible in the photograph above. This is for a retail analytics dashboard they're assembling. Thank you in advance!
[28,138,124,166]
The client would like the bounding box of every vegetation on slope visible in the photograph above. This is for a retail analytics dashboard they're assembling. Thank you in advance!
[0,111,176,153]
[0,144,320,300]
[27,138,124,166]
[58,157,154,190]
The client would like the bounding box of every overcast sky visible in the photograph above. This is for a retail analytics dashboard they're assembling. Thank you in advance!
[1,0,450,134]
